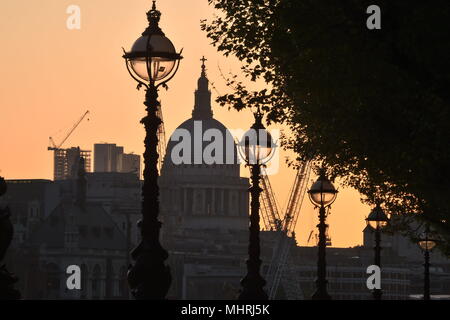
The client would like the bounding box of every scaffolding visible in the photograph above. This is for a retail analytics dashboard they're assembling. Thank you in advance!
[52,147,91,180]
[48,110,91,180]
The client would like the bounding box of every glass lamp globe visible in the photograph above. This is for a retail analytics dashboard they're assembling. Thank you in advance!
[418,239,437,251]
[127,34,177,82]
[366,204,389,230]
[123,1,181,83]
[308,170,338,207]
[418,230,438,251]
[239,112,276,165]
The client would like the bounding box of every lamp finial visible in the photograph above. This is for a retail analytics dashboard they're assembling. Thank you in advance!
[143,0,163,35]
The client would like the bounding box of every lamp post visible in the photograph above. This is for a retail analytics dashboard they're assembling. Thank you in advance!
[307,168,338,300]
[366,204,389,300]
[417,226,438,300]
[237,109,276,300]
[122,1,182,300]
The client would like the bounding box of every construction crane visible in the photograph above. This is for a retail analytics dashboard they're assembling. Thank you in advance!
[48,110,90,180]
[48,110,90,150]
[306,212,332,246]
[260,172,283,231]
[306,230,315,245]
[261,160,312,299]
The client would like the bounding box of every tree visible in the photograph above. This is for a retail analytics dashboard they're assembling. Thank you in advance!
[202,0,450,252]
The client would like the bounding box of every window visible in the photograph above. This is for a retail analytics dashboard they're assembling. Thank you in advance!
[50,215,59,227]
[92,226,101,238]
[80,264,88,299]
[45,263,60,297]
[104,227,114,238]
[92,265,101,298]
[118,266,128,298]
[193,191,204,214]
[230,192,238,216]
[79,225,87,237]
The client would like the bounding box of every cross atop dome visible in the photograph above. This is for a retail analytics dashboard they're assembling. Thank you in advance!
[192,56,212,119]
[200,56,208,76]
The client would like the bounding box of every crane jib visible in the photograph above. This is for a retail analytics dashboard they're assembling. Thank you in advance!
[261,161,311,299]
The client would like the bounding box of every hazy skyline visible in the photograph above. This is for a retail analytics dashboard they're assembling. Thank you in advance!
[0,0,370,247]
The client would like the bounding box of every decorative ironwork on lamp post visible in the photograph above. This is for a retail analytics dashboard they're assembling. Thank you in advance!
[307,168,338,300]
[237,109,276,300]
[122,0,182,300]
[417,226,438,300]
[366,203,389,300]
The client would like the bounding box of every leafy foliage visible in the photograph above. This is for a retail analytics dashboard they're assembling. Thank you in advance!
[202,0,450,252]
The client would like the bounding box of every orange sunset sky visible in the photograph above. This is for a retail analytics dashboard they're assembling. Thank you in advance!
[0,0,370,247]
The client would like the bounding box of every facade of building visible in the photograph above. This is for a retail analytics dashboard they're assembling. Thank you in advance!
[4,168,140,299]
[120,153,140,177]
[3,179,60,235]
[362,224,450,299]
[15,201,129,299]
[84,172,141,254]
[290,245,413,300]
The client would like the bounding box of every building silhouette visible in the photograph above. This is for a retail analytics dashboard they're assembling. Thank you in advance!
[94,143,140,179]
[4,170,139,299]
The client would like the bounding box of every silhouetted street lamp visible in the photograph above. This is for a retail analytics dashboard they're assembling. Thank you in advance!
[237,109,276,300]
[122,1,182,300]
[417,226,438,300]
[308,168,338,300]
[366,204,389,300]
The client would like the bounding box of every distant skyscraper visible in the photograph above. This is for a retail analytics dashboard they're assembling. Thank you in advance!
[94,143,140,178]
[94,143,122,172]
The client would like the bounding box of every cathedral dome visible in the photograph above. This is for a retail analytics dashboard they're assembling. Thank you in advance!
[159,58,249,233]
[162,58,239,174]
[164,117,238,168]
